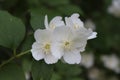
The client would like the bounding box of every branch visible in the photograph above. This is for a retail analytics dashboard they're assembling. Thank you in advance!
[0,50,31,69]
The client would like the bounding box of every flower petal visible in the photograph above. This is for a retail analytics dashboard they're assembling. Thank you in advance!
[31,49,45,61]
[52,27,74,42]
[44,53,58,64]
[65,17,74,27]
[50,16,65,27]
[31,42,45,61]
[63,50,81,64]
[51,42,64,59]
[70,13,84,28]
[73,40,87,52]
[88,32,97,39]
[44,15,49,29]
[34,29,52,42]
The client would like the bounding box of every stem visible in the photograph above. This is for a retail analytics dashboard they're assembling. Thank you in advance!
[13,49,16,56]
[16,50,31,57]
[0,50,31,69]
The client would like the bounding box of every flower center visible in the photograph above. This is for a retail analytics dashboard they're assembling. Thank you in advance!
[45,44,50,49]
[50,24,55,29]
[63,41,71,50]
[44,43,51,54]
[65,42,70,46]
[74,24,79,29]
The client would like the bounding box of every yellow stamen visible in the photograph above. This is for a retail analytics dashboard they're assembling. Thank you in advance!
[50,24,55,29]
[43,43,51,54]
[63,41,71,50]
[74,24,79,29]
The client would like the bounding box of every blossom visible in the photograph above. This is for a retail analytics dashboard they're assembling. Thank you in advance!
[31,14,97,64]
[44,15,65,30]
[108,0,120,17]
[51,26,87,64]
[31,29,58,64]
[80,53,94,68]
[101,54,120,73]
[65,13,97,40]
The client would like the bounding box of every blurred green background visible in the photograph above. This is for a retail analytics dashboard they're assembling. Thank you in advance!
[0,0,120,80]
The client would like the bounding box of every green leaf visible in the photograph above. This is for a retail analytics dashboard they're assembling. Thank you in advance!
[0,63,26,80]
[55,62,82,76]
[0,10,25,49]
[31,60,53,80]
[42,0,69,6]
[51,73,61,80]
[21,34,34,52]
[1,0,18,9]
[27,0,40,7]
[58,5,83,16]
[30,8,60,30]
[22,56,32,73]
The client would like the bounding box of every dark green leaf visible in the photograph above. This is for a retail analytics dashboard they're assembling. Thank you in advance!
[0,10,25,49]
[21,34,34,52]
[32,60,54,80]
[22,57,32,73]
[55,62,82,76]
[0,63,26,80]
[51,73,61,80]
[58,5,83,16]
[41,0,69,6]
[30,8,61,30]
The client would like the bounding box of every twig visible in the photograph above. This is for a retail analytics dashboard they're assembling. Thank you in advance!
[0,50,31,69]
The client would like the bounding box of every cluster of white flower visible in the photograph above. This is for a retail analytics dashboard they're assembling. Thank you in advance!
[108,0,120,17]
[101,54,120,73]
[31,13,97,64]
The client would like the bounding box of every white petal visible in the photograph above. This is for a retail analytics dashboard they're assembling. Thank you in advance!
[50,16,65,27]
[65,17,74,27]
[44,53,58,64]
[63,50,81,64]
[34,29,52,42]
[52,27,74,42]
[51,42,64,59]
[70,13,84,28]
[71,13,79,18]
[88,32,97,39]
[31,49,45,61]
[44,15,49,29]
[31,42,45,61]
[73,41,87,52]
[31,42,41,49]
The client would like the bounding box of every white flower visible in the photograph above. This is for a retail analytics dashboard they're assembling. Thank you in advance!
[80,53,94,68]
[44,15,65,30]
[65,13,97,40]
[31,29,58,64]
[31,14,97,64]
[51,26,88,64]
[108,0,120,17]
[101,54,120,73]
